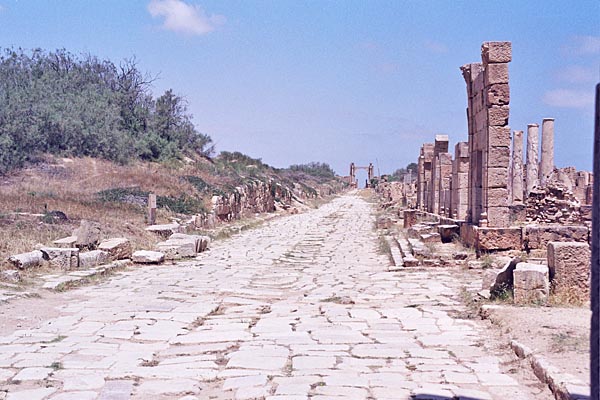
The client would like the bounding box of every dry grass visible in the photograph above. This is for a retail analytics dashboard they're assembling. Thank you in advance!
[549,280,589,307]
[0,156,210,266]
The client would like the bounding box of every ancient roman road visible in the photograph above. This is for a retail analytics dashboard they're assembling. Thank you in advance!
[0,192,551,400]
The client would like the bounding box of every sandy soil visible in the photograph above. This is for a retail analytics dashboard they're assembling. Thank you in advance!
[484,304,590,384]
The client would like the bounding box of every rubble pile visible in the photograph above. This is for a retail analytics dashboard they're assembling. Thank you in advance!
[525,183,582,225]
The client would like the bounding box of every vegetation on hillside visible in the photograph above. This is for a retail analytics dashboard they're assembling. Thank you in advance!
[388,162,418,182]
[0,48,212,173]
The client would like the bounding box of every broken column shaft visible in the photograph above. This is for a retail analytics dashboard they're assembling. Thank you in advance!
[511,130,524,203]
[526,123,539,194]
[539,118,555,186]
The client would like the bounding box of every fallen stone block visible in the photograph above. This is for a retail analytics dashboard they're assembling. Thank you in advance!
[40,247,79,270]
[156,239,197,260]
[438,224,459,243]
[547,241,591,291]
[78,250,110,269]
[169,233,210,253]
[0,269,21,283]
[376,217,392,229]
[146,223,182,238]
[513,262,549,304]
[98,238,132,260]
[403,209,418,228]
[73,220,101,249]
[53,236,77,248]
[481,257,522,297]
[132,250,165,264]
[8,250,44,270]
[407,224,434,239]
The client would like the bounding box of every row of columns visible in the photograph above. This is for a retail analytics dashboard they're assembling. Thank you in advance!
[511,118,554,204]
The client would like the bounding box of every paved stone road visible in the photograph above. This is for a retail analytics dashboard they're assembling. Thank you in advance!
[0,193,551,400]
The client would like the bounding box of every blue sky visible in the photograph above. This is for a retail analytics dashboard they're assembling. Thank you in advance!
[0,1,598,176]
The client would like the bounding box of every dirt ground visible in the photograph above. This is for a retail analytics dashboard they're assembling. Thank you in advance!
[484,303,590,384]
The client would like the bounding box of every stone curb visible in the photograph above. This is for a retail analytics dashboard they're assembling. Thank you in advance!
[509,339,590,400]
[41,260,131,291]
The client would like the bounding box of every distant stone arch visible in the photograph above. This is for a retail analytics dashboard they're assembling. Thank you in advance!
[349,162,374,188]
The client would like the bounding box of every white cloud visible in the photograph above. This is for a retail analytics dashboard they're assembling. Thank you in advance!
[542,88,594,109]
[565,35,600,55]
[556,65,598,84]
[148,0,224,36]
[424,40,448,54]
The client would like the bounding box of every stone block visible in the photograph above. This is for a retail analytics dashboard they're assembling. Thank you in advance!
[455,142,469,159]
[98,238,132,260]
[53,236,77,248]
[403,209,418,228]
[482,41,512,64]
[487,146,510,167]
[169,233,210,253]
[476,227,522,251]
[438,224,459,243]
[420,233,441,243]
[488,106,510,127]
[482,257,522,295]
[146,223,182,238]
[486,84,510,106]
[547,241,591,290]
[8,250,44,270]
[0,269,21,283]
[40,247,79,270]
[73,220,101,249]
[156,241,197,260]
[487,167,509,188]
[485,63,509,85]
[132,250,165,264]
[487,188,509,207]
[486,206,512,228]
[79,250,110,268]
[524,225,589,250]
[513,262,549,304]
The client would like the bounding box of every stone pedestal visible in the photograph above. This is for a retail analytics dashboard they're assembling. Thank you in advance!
[540,118,555,186]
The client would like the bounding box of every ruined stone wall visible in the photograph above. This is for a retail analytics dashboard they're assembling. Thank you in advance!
[461,42,512,227]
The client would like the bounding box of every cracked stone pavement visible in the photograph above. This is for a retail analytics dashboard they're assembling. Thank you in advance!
[0,193,552,400]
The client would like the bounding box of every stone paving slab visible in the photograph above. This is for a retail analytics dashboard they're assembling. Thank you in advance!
[0,193,552,399]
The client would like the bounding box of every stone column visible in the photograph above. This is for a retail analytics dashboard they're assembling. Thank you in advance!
[526,123,539,194]
[511,130,524,203]
[591,82,599,400]
[539,118,555,186]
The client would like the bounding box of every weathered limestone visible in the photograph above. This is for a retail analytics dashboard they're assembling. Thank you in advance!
[547,241,591,292]
[513,262,549,304]
[40,247,79,270]
[461,41,512,227]
[540,118,555,186]
[78,250,110,269]
[146,223,182,238]
[98,238,132,260]
[511,130,524,203]
[524,225,589,251]
[155,233,209,260]
[417,143,434,211]
[8,250,44,270]
[73,220,102,249]
[438,152,453,216]
[451,142,470,219]
[428,136,449,214]
[169,233,210,253]
[53,236,77,248]
[526,123,540,194]
[132,250,165,264]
